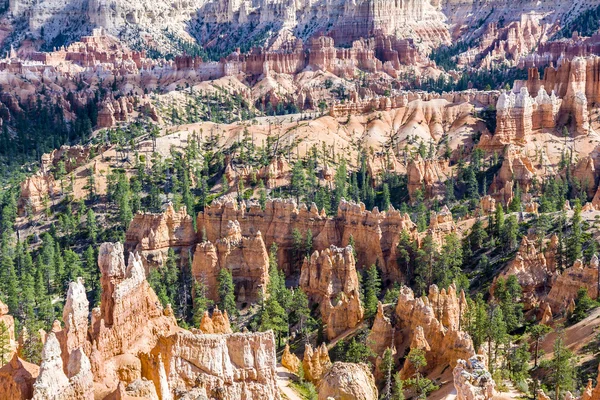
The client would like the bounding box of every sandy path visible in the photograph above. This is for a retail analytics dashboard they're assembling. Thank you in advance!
[277,364,304,400]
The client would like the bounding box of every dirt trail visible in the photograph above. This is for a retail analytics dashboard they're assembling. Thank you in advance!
[276,364,304,400]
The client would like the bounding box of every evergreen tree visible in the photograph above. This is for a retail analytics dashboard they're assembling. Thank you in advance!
[528,324,552,367]
[494,275,523,332]
[486,306,507,373]
[435,233,464,289]
[363,265,382,318]
[0,320,9,364]
[260,295,288,346]
[192,279,213,327]
[2,254,18,313]
[333,158,347,210]
[86,208,98,243]
[382,183,391,211]
[380,348,396,400]
[494,203,505,238]
[567,200,583,266]
[392,373,405,400]
[569,288,595,323]
[405,348,438,399]
[545,330,575,400]
[291,161,306,203]
[501,215,519,252]
[218,268,237,317]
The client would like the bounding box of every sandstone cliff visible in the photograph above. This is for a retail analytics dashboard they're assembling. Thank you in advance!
[197,197,417,282]
[192,220,270,305]
[395,284,474,376]
[547,256,599,311]
[125,203,196,267]
[146,330,281,399]
[300,245,364,339]
[0,299,16,365]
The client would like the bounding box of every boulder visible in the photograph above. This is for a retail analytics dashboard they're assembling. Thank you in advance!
[453,355,496,400]
[317,362,378,400]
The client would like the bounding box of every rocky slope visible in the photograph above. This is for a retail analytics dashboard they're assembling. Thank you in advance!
[0,242,281,399]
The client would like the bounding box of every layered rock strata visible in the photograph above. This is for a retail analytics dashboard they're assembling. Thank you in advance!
[547,256,600,311]
[300,246,364,339]
[0,300,16,365]
[303,343,331,384]
[192,220,270,305]
[197,197,417,282]
[395,284,474,376]
[146,330,280,399]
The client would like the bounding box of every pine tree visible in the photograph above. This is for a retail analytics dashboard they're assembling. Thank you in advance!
[567,200,583,266]
[2,254,18,314]
[547,330,575,400]
[164,248,181,310]
[86,209,98,243]
[405,348,438,399]
[501,215,519,252]
[192,279,213,327]
[0,320,9,364]
[382,183,391,211]
[333,158,347,210]
[380,348,395,400]
[494,275,523,332]
[260,295,288,347]
[528,324,552,367]
[364,265,381,318]
[218,268,237,317]
[291,161,306,203]
[84,245,99,306]
[494,203,505,238]
[258,180,267,210]
[392,373,405,400]
[486,306,507,373]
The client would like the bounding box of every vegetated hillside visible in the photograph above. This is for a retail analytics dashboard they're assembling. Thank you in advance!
[2,2,600,399]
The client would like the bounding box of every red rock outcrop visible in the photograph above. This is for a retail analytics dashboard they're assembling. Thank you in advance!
[368,302,395,356]
[0,354,39,399]
[453,355,496,400]
[407,156,449,202]
[300,246,364,339]
[197,197,416,282]
[303,343,331,384]
[480,87,561,151]
[258,156,292,189]
[395,284,474,376]
[0,299,16,365]
[479,195,497,215]
[282,343,301,374]
[570,156,597,197]
[89,242,178,394]
[317,362,378,400]
[192,220,270,304]
[488,145,536,204]
[494,235,558,310]
[145,330,280,399]
[40,144,105,175]
[547,256,599,311]
[198,308,233,334]
[32,333,94,400]
[515,56,600,134]
[125,204,196,266]
[17,172,59,216]
[582,366,600,400]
